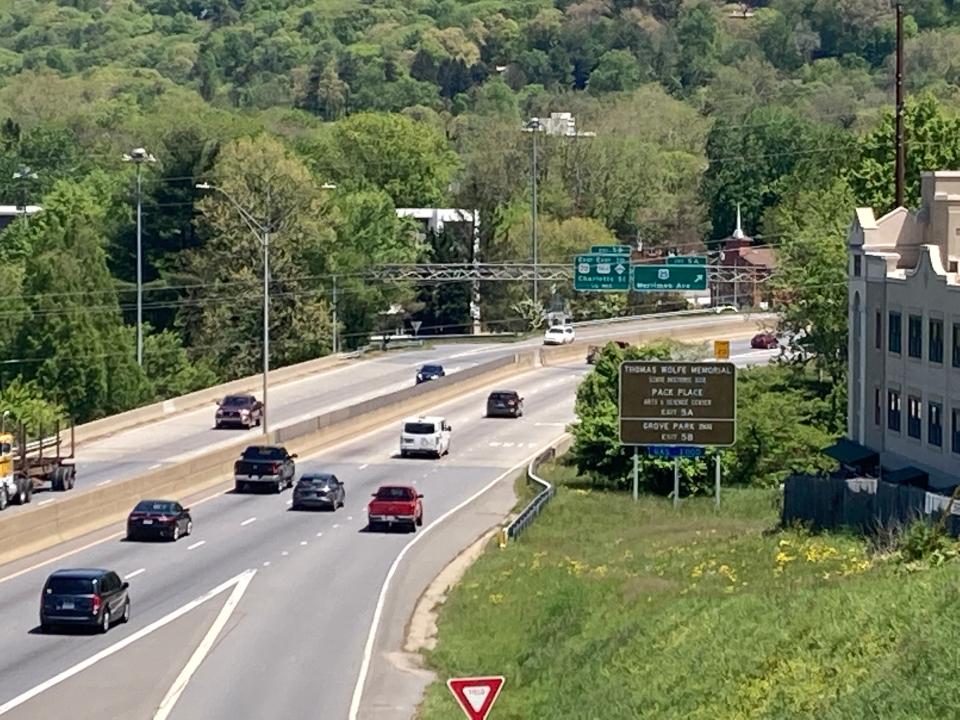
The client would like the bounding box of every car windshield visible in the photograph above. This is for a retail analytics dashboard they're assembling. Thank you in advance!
[375,487,413,500]
[547,327,563,334]
[404,422,436,434]
[134,501,176,513]
[223,395,252,406]
[489,392,516,401]
[300,475,333,486]
[420,365,442,374]
[46,577,96,595]
[242,446,284,460]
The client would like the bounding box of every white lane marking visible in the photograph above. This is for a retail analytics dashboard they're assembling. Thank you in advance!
[262,561,271,567]
[240,517,256,527]
[347,436,566,720]
[37,499,55,507]
[96,480,112,487]
[358,464,369,470]
[153,570,256,720]
[286,499,293,506]
[332,524,340,529]
[347,516,353,521]
[0,570,255,716]
[535,422,567,427]
[503,442,515,448]
[488,441,502,447]
[299,541,307,546]
[281,551,289,557]
[316,532,323,538]
[124,568,146,580]
[149,463,162,470]
[187,541,206,551]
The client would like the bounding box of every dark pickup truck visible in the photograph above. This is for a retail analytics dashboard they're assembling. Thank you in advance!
[234,445,297,493]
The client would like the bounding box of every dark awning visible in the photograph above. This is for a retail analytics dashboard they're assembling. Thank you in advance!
[822,439,879,468]
[883,466,929,488]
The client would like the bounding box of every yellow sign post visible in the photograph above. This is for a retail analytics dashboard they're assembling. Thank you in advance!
[714,340,730,360]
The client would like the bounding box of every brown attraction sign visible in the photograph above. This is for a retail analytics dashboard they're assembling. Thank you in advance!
[619,361,737,447]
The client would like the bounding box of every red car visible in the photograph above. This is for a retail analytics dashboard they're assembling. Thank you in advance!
[367,485,423,532]
[751,332,779,349]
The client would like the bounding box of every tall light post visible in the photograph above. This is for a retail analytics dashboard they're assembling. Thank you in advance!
[522,118,543,304]
[12,165,37,228]
[122,148,157,367]
[196,182,275,434]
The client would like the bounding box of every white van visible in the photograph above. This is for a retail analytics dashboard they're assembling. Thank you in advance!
[400,415,452,459]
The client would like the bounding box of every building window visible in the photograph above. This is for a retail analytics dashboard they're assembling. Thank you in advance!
[875,311,882,349]
[889,312,902,354]
[907,395,922,439]
[930,319,944,364]
[853,255,862,277]
[888,390,901,432]
[908,314,923,358]
[953,323,960,368]
[874,387,881,426]
[929,402,943,447]
[953,408,960,454]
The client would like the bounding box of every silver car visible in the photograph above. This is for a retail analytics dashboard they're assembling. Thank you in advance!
[291,473,345,511]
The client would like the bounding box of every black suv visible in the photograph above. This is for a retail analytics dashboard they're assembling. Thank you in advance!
[416,364,445,384]
[486,390,523,418]
[40,568,130,633]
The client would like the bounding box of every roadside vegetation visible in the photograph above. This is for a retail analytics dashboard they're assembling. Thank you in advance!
[418,473,960,719]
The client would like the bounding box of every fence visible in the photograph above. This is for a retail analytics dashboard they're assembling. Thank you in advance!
[783,474,960,537]
[506,435,572,542]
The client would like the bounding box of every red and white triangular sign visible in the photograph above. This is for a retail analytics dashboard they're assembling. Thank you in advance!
[447,676,505,720]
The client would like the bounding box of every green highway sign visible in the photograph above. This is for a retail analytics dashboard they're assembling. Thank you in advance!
[632,264,708,292]
[575,254,630,292]
[590,244,631,256]
[666,255,707,266]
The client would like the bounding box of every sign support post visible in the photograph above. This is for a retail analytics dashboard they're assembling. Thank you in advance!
[715,454,721,509]
[672,457,680,509]
[632,446,639,503]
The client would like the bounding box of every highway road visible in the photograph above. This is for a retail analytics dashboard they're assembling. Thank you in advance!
[0,346,776,720]
[2,312,767,516]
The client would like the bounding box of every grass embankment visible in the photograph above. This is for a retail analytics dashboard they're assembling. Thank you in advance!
[418,462,960,719]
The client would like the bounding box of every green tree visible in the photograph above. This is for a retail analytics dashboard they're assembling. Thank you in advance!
[765,178,854,388]
[143,327,218,400]
[588,50,643,93]
[179,135,336,378]
[17,176,148,420]
[847,93,960,214]
[0,377,65,437]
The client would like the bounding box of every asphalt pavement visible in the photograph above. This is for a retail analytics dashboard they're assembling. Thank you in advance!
[1,313,764,517]
[0,344,777,720]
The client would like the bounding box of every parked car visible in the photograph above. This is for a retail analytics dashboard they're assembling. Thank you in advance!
[415,364,445,384]
[367,485,423,532]
[234,445,297,493]
[543,325,575,345]
[292,473,345,511]
[399,415,452,458]
[751,332,779,349]
[486,390,523,418]
[126,499,193,541]
[40,568,130,633]
[215,394,263,429]
[586,340,630,364]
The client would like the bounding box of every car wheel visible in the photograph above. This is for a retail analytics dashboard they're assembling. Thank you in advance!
[126,531,136,542]
[234,482,244,493]
[121,600,130,624]
[0,486,7,511]
[100,609,111,634]
[400,450,408,458]
[185,520,193,536]
[275,479,283,494]
[416,514,423,527]
[172,524,180,542]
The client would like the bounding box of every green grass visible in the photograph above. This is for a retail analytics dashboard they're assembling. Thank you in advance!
[418,463,960,719]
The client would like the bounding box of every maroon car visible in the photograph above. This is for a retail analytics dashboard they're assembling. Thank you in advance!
[751,332,779,349]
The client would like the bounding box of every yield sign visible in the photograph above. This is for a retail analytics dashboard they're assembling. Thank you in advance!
[447,676,505,720]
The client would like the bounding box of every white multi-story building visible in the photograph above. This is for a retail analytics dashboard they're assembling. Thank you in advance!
[846,171,960,489]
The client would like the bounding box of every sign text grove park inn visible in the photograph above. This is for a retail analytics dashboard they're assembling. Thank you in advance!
[619,361,737,447]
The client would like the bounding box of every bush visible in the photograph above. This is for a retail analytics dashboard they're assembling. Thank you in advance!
[0,377,67,437]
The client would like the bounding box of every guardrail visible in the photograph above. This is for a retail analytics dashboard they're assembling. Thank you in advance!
[506,435,573,542]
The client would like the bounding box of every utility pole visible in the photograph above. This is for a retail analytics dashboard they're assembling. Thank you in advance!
[12,166,37,229]
[122,148,157,367]
[895,2,905,208]
[529,119,540,305]
[332,275,339,354]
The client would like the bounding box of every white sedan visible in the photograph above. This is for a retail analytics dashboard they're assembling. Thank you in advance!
[543,325,576,345]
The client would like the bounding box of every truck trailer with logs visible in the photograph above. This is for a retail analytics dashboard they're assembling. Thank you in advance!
[0,420,76,510]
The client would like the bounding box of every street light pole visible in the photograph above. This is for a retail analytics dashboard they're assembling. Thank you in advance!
[196,181,275,435]
[122,148,157,367]
[12,166,37,229]
[531,125,539,304]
